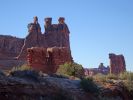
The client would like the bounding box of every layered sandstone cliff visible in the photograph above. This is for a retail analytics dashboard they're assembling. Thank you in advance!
[0,35,24,59]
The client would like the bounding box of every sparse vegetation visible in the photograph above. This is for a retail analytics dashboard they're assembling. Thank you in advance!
[56,62,84,78]
[11,64,32,72]
[93,73,107,82]
[92,72,133,94]
[123,79,133,92]
[8,64,40,82]
[80,77,99,93]
[93,72,133,82]
[9,70,40,82]
[92,73,118,83]
[106,73,118,80]
[119,71,133,81]
[120,72,133,92]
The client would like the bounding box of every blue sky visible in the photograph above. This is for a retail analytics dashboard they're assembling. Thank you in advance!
[0,0,133,71]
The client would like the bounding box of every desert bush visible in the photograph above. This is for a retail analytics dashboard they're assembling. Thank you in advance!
[80,77,99,93]
[57,62,84,78]
[118,72,133,92]
[93,72,133,82]
[119,71,133,81]
[119,72,129,80]
[123,80,133,92]
[9,70,40,82]
[11,64,32,72]
[106,74,118,80]
[93,73,107,82]
[9,64,40,82]
[57,63,73,76]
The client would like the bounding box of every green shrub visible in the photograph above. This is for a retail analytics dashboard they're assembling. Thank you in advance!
[57,62,84,78]
[80,77,99,93]
[57,63,73,76]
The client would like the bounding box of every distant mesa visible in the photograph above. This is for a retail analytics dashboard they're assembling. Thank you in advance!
[84,53,126,76]
[84,63,110,76]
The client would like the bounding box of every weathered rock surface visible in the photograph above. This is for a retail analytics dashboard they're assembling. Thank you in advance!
[99,80,133,100]
[27,47,73,73]
[0,60,26,71]
[0,35,25,69]
[0,73,95,100]
[109,53,126,74]
[0,35,24,59]
[0,70,133,100]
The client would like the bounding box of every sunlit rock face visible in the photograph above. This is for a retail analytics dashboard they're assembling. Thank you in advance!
[25,17,72,73]
[109,53,126,74]
[18,17,70,60]
[27,47,73,73]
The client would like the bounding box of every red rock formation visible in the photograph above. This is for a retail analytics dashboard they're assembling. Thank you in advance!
[109,53,126,74]
[0,72,95,100]
[0,35,24,59]
[44,17,70,48]
[0,17,71,70]
[17,17,70,60]
[27,47,73,73]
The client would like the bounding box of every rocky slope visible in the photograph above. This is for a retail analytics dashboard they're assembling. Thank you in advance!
[0,72,95,100]
[0,70,133,100]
